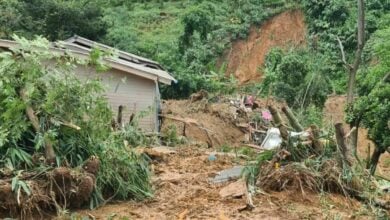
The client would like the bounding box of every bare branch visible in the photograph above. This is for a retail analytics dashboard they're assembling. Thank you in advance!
[336,36,348,66]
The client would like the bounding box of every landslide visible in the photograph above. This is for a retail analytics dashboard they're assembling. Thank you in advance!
[219,10,306,84]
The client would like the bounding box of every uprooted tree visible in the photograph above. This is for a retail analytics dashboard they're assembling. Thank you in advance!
[0,36,151,218]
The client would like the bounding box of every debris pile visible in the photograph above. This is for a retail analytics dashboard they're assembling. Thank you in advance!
[0,157,99,218]
[161,92,390,212]
[160,92,288,148]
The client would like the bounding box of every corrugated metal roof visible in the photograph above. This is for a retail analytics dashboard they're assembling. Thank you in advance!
[0,37,176,85]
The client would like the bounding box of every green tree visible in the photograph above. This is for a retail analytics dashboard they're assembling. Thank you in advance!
[0,0,107,41]
[347,24,390,174]
[262,48,331,108]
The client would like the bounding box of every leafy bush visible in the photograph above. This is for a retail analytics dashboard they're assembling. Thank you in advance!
[0,36,152,206]
[347,23,390,173]
[262,47,331,108]
[0,0,107,41]
[296,105,324,128]
[101,0,296,98]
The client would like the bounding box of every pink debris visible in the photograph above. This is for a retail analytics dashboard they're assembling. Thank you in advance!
[262,110,272,121]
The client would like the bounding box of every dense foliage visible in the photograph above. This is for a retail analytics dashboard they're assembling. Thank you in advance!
[0,0,388,180]
[0,0,106,41]
[262,47,332,108]
[346,18,390,173]
[0,37,151,206]
[0,0,297,98]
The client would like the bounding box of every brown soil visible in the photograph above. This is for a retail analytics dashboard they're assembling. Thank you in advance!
[324,95,390,178]
[160,97,287,148]
[219,10,306,84]
[0,157,100,219]
[161,99,246,147]
[76,146,371,219]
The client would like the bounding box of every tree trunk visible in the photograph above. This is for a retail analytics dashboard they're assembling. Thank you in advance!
[334,123,355,166]
[268,105,288,142]
[281,106,304,132]
[346,0,365,105]
[19,89,56,164]
[370,146,383,175]
[349,124,359,157]
[310,125,323,155]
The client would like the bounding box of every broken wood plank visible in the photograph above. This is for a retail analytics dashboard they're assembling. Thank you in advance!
[160,114,199,125]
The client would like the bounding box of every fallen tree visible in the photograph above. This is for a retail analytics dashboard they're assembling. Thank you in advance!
[250,103,389,212]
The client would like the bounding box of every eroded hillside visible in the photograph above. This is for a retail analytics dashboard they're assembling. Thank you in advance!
[220,10,306,84]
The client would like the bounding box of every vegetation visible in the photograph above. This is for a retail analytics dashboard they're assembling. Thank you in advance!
[0,37,151,215]
[0,0,389,217]
[347,18,390,174]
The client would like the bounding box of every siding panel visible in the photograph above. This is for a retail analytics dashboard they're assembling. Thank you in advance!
[75,66,158,132]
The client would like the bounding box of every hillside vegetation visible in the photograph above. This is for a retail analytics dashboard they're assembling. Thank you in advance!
[0,0,389,218]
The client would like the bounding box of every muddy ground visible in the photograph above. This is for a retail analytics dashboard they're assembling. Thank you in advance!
[219,10,306,84]
[74,95,389,219]
[76,146,371,220]
[324,95,390,177]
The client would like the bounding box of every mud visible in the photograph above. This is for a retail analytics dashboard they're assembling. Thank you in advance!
[161,99,246,147]
[76,146,369,219]
[324,95,390,177]
[219,10,306,84]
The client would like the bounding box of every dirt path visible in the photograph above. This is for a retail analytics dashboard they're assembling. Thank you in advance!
[76,146,367,220]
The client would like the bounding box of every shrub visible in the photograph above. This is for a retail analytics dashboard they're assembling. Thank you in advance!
[0,36,152,208]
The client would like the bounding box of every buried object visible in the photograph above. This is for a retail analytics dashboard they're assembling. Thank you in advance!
[209,166,244,184]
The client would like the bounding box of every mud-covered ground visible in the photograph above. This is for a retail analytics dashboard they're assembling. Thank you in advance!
[76,146,371,220]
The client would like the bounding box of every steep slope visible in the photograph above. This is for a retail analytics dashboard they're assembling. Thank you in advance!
[221,10,306,84]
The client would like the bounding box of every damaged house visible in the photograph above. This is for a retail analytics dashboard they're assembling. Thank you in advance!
[0,36,176,132]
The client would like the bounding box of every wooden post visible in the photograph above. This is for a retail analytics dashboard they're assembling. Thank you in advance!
[281,106,304,132]
[117,105,124,129]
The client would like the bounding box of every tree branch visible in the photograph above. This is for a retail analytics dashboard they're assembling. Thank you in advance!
[336,36,348,67]
[19,88,56,163]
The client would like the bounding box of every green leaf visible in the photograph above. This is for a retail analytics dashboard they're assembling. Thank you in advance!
[11,176,18,191]
[19,181,31,196]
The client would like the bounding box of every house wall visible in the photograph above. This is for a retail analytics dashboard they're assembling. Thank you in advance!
[75,66,158,132]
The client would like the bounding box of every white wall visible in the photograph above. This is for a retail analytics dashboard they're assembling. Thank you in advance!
[75,66,158,132]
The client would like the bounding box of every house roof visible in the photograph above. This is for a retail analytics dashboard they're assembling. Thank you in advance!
[0,36,176,85]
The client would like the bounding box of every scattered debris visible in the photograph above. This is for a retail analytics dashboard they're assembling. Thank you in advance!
[177,209,189,220]
[208,153,217,161]
[209,166,244,184]
[260,128,282,150]
[219,179,247,199]
[137,146,176,161]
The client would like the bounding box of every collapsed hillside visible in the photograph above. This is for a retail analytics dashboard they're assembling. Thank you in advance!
[219,10,306,84]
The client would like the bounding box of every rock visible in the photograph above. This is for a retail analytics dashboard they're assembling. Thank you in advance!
[219,179,247,199]
[209,166,244,184]
[138,146,176,161]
